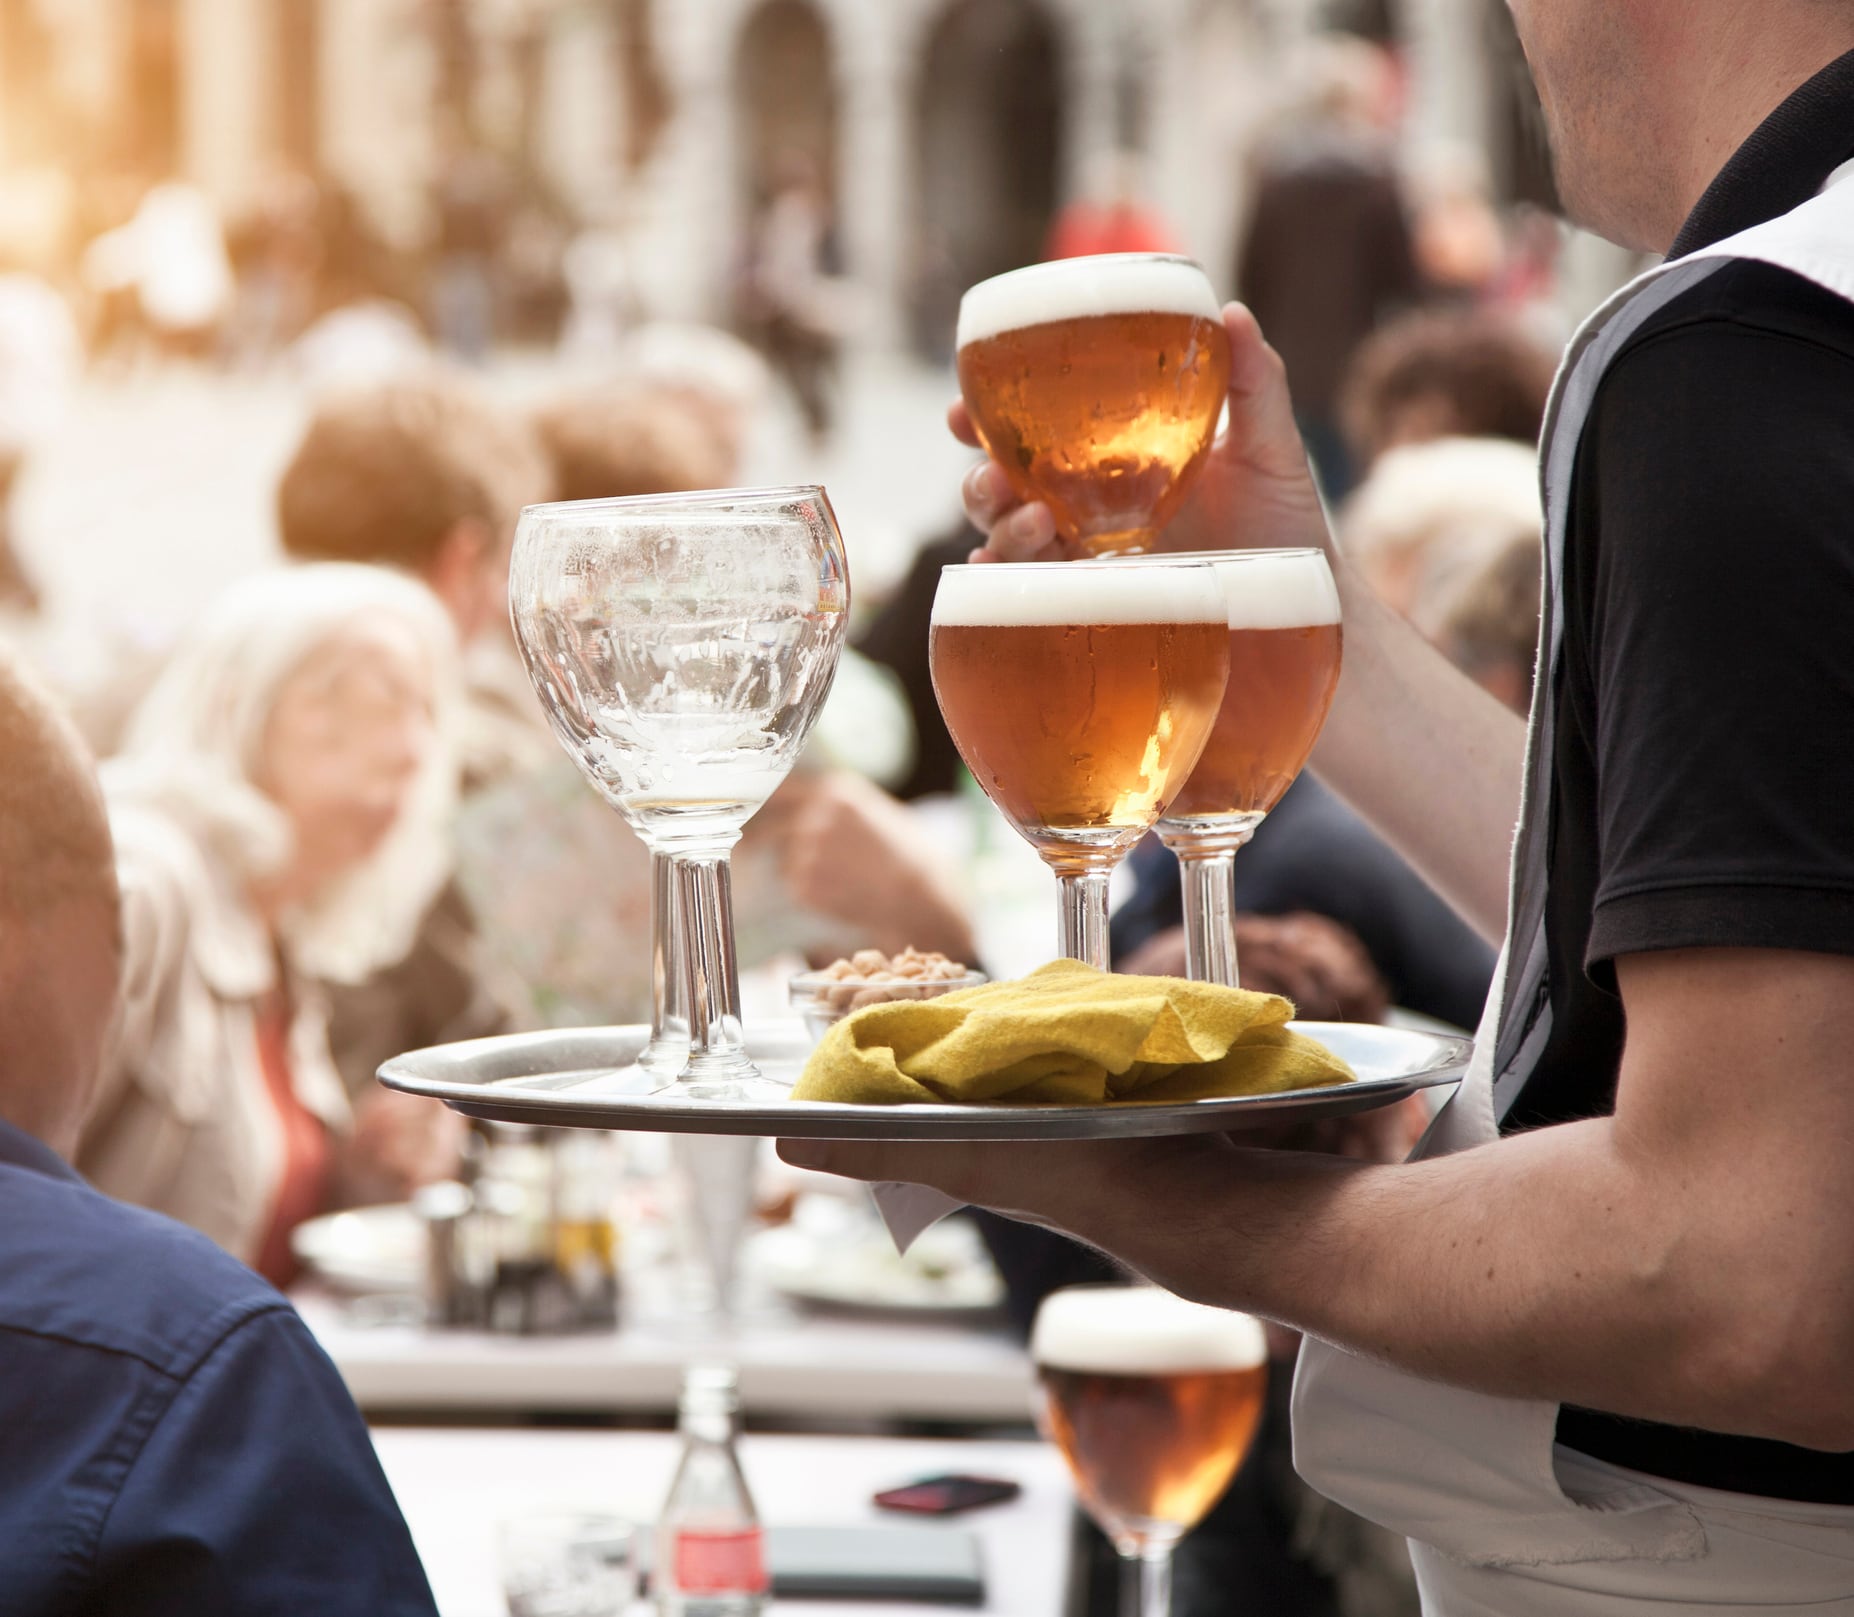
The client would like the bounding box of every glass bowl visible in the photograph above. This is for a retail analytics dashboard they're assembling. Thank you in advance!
[788,963,988,1044]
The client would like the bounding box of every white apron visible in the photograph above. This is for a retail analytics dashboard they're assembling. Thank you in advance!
[1292,164,1854,1612]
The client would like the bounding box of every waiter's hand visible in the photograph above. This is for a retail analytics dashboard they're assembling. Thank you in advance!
[953,303,1331,563]
[775,1132,1227,1244]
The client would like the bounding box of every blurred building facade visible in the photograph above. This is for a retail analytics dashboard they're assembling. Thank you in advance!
[0,0,1534,346]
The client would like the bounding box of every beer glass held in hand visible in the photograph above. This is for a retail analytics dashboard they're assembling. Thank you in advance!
[1033,1286,1267,1617]
[1150,550,1342,987]
[956,255,1231,556]
[510,486,849,1101]
[929,561,1228,969]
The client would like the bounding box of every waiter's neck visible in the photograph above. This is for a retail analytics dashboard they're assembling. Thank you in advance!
[1567,14,1854,253]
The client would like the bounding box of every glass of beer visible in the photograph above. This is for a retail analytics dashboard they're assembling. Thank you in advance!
[1147,550,1342,986]
[1033,1286,1268,1617]
[509,486,849,1100]
[929,561,1228,969]
[957,254,1231,556]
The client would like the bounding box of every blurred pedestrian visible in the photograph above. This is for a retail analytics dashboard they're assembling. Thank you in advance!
[1235,36,1422,499]
[429,129,506,365]
[1045,150,1180,260]
[742,154,849,446]
[79,566,465,1283]
[81,182,233,364]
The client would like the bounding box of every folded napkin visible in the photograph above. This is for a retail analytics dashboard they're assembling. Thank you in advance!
[792,959,1353,1107]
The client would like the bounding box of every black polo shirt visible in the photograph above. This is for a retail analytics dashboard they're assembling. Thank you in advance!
[1502,51,1854,1502]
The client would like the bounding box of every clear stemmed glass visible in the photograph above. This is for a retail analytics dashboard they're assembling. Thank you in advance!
[510,486,849,1100]
[1032,1286,1268,1617]
[927,560,1228,969]
[1143,550,1341,987]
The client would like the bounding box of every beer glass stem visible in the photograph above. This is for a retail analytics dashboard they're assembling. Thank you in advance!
[643,849,692,1077]
[671,848,761,1096]
[1178,848,1240,989]
[1119,1546,1174,1617]
[1056,867,1113,971]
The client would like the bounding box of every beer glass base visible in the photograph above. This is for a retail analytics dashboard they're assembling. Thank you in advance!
[1073,525,1160,557]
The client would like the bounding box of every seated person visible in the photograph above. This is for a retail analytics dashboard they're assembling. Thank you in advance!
[1413,527,1544,716]
[1338,303,1557,471]
[1337,433,1541,620]
[79,565,465,1283]
[0,648,438,1614]
[277,374,554,1090]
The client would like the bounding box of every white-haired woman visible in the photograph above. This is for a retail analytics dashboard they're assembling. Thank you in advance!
[77,563,463,1284]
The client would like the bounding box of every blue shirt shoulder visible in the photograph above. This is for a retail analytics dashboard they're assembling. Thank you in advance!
[0,1121,437,1616]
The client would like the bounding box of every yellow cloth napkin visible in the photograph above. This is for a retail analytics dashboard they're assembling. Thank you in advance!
[791,958,1354,1107]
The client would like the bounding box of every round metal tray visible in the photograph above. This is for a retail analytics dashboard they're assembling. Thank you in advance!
[379,1020,1469,1141]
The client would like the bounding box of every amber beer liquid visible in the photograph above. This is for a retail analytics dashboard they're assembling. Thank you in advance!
[928,566,1228,861]
[1168,552,1344,824]
[1032,1287,1268,1550]
[957,255,1231,556]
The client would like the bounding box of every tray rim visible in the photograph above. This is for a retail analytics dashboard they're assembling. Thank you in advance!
[378,1019,1470,1141]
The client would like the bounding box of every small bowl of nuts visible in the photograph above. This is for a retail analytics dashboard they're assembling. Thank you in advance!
[789,948,988,1043]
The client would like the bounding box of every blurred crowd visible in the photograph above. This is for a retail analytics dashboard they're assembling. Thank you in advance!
[0,29,1563,1617]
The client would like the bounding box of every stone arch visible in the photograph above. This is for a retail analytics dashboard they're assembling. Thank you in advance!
[731,0,839,239]
[907,0,1064,358]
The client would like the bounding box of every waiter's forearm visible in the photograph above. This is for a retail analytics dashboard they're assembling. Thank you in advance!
[1054,1120,1850,1449]
[1310,565,1526,944]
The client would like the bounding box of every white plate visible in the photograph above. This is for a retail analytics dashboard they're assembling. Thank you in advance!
[750,1219,1005,1320]
[292,1204,425,1295]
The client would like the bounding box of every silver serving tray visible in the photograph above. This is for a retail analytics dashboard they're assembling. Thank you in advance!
[379,1020,1468,1141]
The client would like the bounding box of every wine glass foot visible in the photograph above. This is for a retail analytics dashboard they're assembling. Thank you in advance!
[651,1056,791,1105]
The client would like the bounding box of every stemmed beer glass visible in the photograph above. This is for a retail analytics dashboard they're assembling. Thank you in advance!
[1033,1286,1268,1617]
[509,486,849,1100]
[957,253,1230,556]
[1141,550,1342,986]
[928,561,1228,969]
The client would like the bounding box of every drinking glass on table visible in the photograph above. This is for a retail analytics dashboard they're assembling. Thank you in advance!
[1032,1286,1267,1617]
[956,254,1230,556]
[1137,550,1342,986]
[928,561,1228,969]
[509,486,850,1100]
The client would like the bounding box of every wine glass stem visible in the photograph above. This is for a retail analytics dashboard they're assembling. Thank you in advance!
[1056,868,1112,970]
[1179,848,1241,988]
[673,849,750,1080]
[1136,1546,1174,1617]
[646,849,692,1072]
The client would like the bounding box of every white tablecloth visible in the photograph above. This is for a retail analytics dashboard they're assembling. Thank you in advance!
[373,1427,1074,1617]
[302,1290,1035,1424]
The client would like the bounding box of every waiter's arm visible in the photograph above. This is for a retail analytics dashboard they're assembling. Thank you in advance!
[955,304,1525,942]
[783,945,1854,1448]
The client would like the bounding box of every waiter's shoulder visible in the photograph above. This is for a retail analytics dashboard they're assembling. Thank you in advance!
[1612,258,1854,376]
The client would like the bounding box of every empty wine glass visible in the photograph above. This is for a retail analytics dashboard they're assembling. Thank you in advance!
[510,486,849,1101]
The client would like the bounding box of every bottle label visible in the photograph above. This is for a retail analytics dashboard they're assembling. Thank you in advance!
[673,1527,769,1594]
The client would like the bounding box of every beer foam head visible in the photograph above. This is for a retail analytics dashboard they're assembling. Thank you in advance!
[930,563,1227,629]
[1207,551,1341,630]
[956,255,1222,351]
[1032,1286,1267,1374]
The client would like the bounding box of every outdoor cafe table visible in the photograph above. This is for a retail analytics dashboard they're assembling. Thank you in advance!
[372,1425,1075,1617]
[297,1286,1037,1425]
